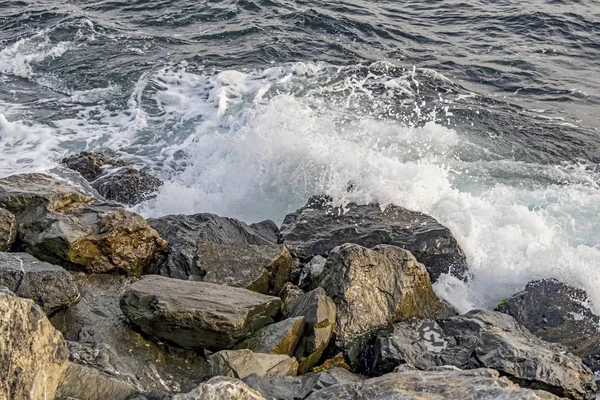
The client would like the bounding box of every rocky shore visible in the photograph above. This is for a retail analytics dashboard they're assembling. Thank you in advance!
[1,152,599,400]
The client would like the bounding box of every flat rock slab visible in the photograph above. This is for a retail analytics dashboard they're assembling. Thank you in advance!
[208,349,298,379]
[0,252,79,314]
[55,362,141,400]
[120,275,283,351]
[195,242,292,295]
[280,195,468,281]
[236,316,305,356]
[0,207,16,251]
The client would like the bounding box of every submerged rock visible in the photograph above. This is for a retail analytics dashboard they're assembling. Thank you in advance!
[497,279,600,372]
[0,251,79,314]
[279,196,468,281]
[320,244,450,367]
[235,316,305,356]
[120,275,282,351]
[148,213,278,279]
[0,289,68,400]
[0,173,168,276]
[172,376,266,400]
[208,349,298,379]
[365,310,596,400]
[0,207,16,251]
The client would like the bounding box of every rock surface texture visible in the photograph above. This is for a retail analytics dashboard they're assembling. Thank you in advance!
[120,275,283,350]
[0,173,168,276]
[172,376,266,400]
[208,349,299,379]
[0,207,16,251]
[279,196,468,281]
[235,316,305,355]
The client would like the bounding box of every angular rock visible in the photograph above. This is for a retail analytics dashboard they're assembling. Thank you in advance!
[280,196,468,281]
[194,242,292,295]
[497,279,600,372]
[0,252,79,314]
[63,151,127,181]
[0,173,168,276]
[279,282,304,305]
[320,244,449,367]
[50,274,209,393]
[284,287,336,374]
[0,289,68,400]
[298,255,326,291]
[303,368,561,400]
[120,275,282,350]
[0,207,16,251]
[365,310,596,400]
[172,376,266,400]
[311,353,351,373]
[55,361,141,400]
[236,316,305,356]
[250,219,281,245]
[208,349,298,379]
[148,213,278,279]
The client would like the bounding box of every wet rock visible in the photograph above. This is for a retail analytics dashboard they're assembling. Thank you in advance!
[497,279,600,372]
[172,376,266,400]
[63,151,126,181]
[250,220,281,245]
[0,289,68,400]
[120,275,282,351]
[284,287,336,374]
[236,316,305,356]
[208,349,298,379]
[320,244,449,367]
[0,173,168,276]
[365,310,596,400]
[50,274,209,394]
[298,255,326,290]
[279,196,468,281]
[279,282,304,305]
[0,252,79,314]
[148,213,278,279]
[0,207,16,251]
[194,242,292,295]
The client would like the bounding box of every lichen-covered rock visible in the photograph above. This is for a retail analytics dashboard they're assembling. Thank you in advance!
[120,275,282,351]
[0,289,68,400]
[0,173,168,276]
[365,310,596,400]
[284,287,336,374]
[497,279,600,372]
[279,196,468,281]
[298,255,326,291]
[0,207,16,251]
[208,349,298,379]
[279,282,304,305]
[320,244,450,367]
[194,242,292,295]
[249,219,281,245]
[148,213,278,279]
[236,316,305,356]
[172,376,266,400]
[0,252,80,314]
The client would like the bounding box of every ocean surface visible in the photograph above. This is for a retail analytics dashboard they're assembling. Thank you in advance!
[1,0,599,313]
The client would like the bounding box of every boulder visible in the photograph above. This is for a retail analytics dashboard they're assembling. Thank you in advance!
[298,255,326,291]
[365,310,596,400]
[320,244,450,367]
[0,207,16,250]
[63,151,162,205]
[236,316,305,356]
[0,173,168,276]
[303,368,560,400]
[0,252,79,314]
[148,213,278,280]
[284,287,336,374]
[172,376,266,400]
[50,274,210,393]
[249,220,281,244]
[497,279,600,372]
[279,282,304,305]
[208,349,298,379]
[0,289,68,400]
[120,275,282,350]
[279,196,468,281]
[194,242,292,295]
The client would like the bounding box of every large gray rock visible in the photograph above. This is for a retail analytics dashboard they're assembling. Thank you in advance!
[279,196,468,281]
[0,173,168,276]
[236,316,305,356]
[0,207,16,251]
[0,252,79,314]
[0,289,68,400]
[120,275,282,351]
[50,274,209,394]
[148,213,278,280]
[284,287,337,374]
[194,242,292,295]
[303,367,560,400]
[497,279,600,372]
[172,376,266,400]
[320,244,451,367]
[208,349,298,379]
[298,255,326,291]
[365,310,596,400]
